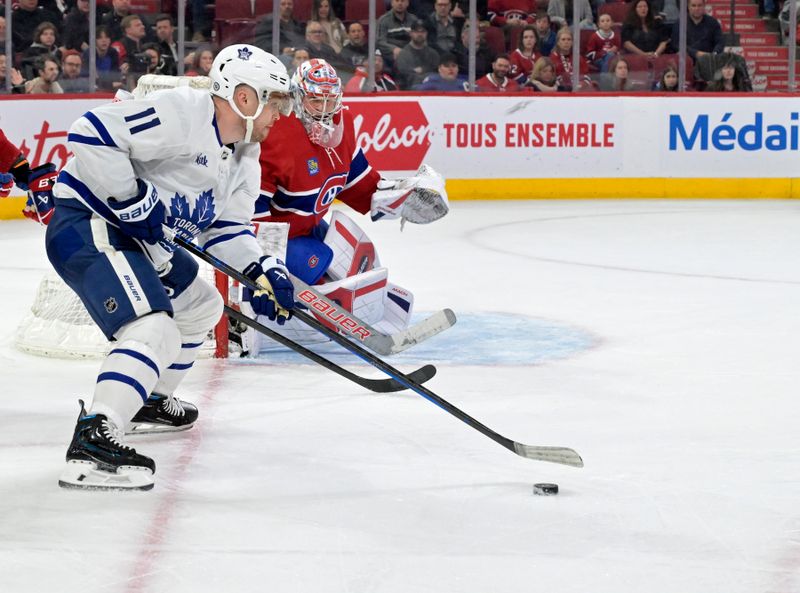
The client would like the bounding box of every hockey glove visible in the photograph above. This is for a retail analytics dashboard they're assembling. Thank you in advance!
[370,164,449,226]
[22,163,58,225]
[243,256,295,325]
[108,179,166,243]
[0,172,13,198]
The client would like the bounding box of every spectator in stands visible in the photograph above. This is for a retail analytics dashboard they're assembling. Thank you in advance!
[705,52,750,91]
[0,53,26,94]
[185,45,215,76]
[81,26,124,91]
[415,52,469,90]
[547,0,594,29]
[622,0,670,59]
[340,22,369,70]
[550,27,592,90]
[344,50,399,92]
[525,56,561,91]
[377,0,421,65]
[12,0,62,53]
[488,0,535,29]
[426,0,463,55]
[255,0,307,55]
[25,56,63,93]
[0,17,5,42]
[395,20,441,89]
[598,55,644,91]
[58,50,91,93]
[21,21,60,68]
[63,0,92,52]
[140,42,168,75]
[476,53,521,91]
[155,14,178,76]
[100,0,133,42]
[453,21,497,79]
[286,47,310,77]
[303,20,345,67]
[312,0,346,53]
[653,62,679,91]
[113,14,147,65]
[673,0,723,62]
[586,13,621,72]
[535,12,556,56]
[509,25,541,83]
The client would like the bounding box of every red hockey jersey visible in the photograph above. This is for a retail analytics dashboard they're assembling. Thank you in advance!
[255,109,381,239]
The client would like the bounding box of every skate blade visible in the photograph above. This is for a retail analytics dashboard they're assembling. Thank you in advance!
[58,460,154,491]
[126,421,195,435]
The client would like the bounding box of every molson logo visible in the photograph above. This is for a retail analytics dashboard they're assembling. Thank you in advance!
[669,112,800,151]
[348,101,431,171]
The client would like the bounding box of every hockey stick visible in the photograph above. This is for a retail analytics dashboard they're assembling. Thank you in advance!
[169,231,583,468]
[223,304,437,393]
[290,274,457,356]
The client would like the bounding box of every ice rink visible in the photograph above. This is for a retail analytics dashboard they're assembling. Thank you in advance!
[1,199,799,593]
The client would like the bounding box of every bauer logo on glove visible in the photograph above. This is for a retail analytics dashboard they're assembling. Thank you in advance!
[22,163,58,225]
[244,256,295,325]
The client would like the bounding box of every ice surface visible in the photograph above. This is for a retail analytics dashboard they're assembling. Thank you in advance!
[1,200,799,593]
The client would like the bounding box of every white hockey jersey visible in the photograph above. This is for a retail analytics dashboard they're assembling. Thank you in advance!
[54,86,263,271]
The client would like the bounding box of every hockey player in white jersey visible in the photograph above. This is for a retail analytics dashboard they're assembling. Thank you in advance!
[46,44,296,491]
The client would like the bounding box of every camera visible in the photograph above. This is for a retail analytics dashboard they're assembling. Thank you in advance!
[129,52,151,73]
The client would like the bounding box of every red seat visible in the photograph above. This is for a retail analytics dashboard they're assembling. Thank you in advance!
[345,0,386,22]
[216,0,253,19]
[292,0,313,21]
[214,18,257,46]
[484,25,507,54]
[623,53,650,72]
[599,2,629,24]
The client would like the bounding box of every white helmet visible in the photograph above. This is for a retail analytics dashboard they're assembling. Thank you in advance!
[209,44,292,142]
[292,59,344,149]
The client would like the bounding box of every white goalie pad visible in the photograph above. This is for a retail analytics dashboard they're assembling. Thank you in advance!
[370,164,449,225]
[323,210,381,281]
[249,267,414,353]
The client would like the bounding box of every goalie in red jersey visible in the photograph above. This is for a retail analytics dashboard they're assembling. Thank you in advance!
[0,128,58,225]
[250,58,449,350]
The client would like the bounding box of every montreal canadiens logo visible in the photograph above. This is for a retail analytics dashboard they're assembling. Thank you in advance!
[314,172,348,214]
[309,255,319,268]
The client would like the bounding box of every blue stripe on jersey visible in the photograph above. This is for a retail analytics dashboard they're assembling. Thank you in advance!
[270,189,317,215]
[67,133,114,147]
[83,111,118,148]
[182,342,203,349]
[254,195,271,217]
[109,348,161,377]
[346,149,370,185]
[58,170,117,223]
[124,107,156,122]
[129,118,162,135]
[97,372,149,402]
[212,115,223,146]
[203,229,256,250]
[168,362,194,370]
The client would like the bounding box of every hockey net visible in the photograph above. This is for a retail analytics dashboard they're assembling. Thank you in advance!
[15,74,233,359]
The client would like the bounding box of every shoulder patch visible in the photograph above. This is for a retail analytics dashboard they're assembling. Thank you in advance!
[307,158,319,175]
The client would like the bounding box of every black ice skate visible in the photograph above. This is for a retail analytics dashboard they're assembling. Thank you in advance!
[59,400,156,491]
[128,393,199,434]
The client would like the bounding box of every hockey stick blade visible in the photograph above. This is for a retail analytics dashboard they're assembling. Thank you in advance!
[513,443,584,468]
[292,276,457,356]
[168,232,582,467]
[224,305,437,393]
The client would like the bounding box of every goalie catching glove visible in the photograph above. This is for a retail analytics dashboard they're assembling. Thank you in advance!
[370,164,449,226]
[244,256,295,325]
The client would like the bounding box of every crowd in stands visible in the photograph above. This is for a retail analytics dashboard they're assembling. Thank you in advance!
[0,0,757,94]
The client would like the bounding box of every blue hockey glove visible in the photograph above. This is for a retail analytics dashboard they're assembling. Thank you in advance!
[0,172,13,198]
[108,179,166,242]
[243,256,295,325]
[22,163,58,225]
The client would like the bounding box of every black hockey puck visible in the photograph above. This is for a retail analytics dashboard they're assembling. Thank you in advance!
[533,483,559,496]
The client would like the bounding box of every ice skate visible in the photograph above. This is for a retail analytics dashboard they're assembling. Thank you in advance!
[128,393,198,434]
[59,400,155,491]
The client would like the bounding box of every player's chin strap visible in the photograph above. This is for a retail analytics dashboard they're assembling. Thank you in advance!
[228,97,264,143]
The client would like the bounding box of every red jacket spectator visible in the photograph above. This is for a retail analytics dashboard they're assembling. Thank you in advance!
[488,0,537,27]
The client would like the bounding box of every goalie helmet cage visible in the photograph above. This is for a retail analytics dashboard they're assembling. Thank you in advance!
[15,268,230,359]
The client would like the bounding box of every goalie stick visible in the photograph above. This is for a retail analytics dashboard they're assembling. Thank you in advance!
[224,304,437,393]
[169,230,584,468]
[291,275,457,356]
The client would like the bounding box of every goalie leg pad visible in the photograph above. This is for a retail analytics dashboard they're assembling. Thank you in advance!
[374,282,415,335]
[323,210,381,281]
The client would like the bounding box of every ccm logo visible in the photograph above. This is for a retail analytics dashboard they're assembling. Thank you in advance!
[297,289,371,340]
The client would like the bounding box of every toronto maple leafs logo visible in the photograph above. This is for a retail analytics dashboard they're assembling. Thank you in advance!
[166,189,216,243]
[238,47,253,61]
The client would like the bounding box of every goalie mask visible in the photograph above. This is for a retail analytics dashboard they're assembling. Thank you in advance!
[292,59,344,149]
[209,44,292,142]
